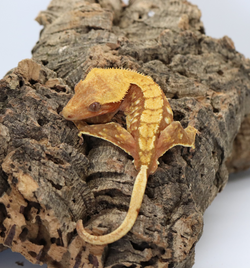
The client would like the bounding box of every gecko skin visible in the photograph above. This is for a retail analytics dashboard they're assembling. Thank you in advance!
[62,68,197,245]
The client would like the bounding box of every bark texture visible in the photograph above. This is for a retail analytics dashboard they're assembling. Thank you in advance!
[0,0,250,267]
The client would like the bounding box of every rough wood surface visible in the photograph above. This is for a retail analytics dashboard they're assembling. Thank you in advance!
[0,0,250,267]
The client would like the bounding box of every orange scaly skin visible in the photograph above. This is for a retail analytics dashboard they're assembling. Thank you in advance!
[62,68,197,245]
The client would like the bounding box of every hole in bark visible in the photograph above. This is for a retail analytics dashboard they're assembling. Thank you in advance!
[37,117,49,126]
[153,54,159,60]
[0,203,7,237]
[41,60,48,66]
[0,171,9,196]
[199,26,205,34]
[167,232,174,242]
[28,251,37,258]
[48,180,62,190]
[0,95,7,102]
[98,188,125,198]
[0,232,5,238]
[51,237,63,246]
[213,107,219,113]
[173,111,185,121]
[19,227,28,242]
[12,177,18,185]
[67,229,77,244]
[19,205,25,214]
[23,202,41,221]
[37,238,47,246]
[217,70,223,75]
[140,256,158,266]
[177,70,187,77]
[85,26,104,33]
[132,51,140,61]
[19,80,24,88]
[131,241,150,251]
[172,93,179,99]
[29,79,37,85]
[51,85,67,93]
[159,247,166,255]
[45,94,51,99]
[169,262,175,268]
[45,153,64,165]
[57,229,64,247]
[57,104,64,114]
[145,186,154,198]
[50,261,62,268]
[161,149,175,165]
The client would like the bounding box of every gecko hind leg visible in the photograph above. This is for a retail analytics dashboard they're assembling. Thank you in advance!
[151,121,197,173]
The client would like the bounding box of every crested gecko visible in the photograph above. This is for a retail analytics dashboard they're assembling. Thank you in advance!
[62,68,197,245]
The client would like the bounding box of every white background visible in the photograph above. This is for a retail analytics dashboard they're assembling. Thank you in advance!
[0,1,250,267]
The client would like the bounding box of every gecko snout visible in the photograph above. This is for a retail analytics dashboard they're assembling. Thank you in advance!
[61,107,74,120]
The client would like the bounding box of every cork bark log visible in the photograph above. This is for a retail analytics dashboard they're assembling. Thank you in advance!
[1,0,250,267]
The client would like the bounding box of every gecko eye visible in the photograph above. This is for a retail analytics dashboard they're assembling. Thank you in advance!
[88,102,101,112]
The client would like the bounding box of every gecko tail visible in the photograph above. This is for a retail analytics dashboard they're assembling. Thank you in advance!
[76,165,148,245]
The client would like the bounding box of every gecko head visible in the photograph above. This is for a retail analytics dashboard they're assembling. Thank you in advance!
[61,80,121,121]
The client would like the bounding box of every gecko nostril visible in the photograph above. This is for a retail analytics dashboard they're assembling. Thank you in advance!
[61,108,73,120]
